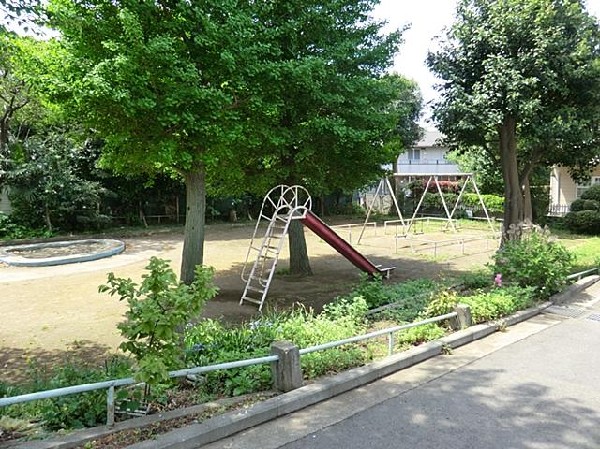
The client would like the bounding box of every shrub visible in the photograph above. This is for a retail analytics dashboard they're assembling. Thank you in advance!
[423,291,459,318]
[564,210,600,235]
[462,193,504,213]
[345,276,438,314]
[396,324,446,349]
[581,185,600,203]
[460,287,536,323]
[570,198,600,212]
[99,257,218,384]
[0,357,132,431]
[492,230,573,298]
[184,297,371,394]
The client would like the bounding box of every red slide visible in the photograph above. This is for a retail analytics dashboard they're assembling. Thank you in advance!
[301,210,393,277]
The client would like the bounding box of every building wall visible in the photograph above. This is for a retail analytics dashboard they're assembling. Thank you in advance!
[549,166,600,216]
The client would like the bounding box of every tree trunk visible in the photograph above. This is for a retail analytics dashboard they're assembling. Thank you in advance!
[43,204,53,233]
[180,167,206,284]
[288,219,312,276]
[499,116,523,241]
[521,175,533,223]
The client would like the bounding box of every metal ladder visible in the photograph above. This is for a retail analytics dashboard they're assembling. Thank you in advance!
[241,185,312,311]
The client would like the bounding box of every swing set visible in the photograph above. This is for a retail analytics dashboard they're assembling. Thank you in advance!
[357,173,497,244]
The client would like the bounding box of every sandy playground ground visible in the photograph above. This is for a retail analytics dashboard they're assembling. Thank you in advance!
[0,219,499,382]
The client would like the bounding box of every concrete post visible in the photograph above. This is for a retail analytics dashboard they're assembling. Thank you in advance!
[271,340,303,392]
[451,304,472,330]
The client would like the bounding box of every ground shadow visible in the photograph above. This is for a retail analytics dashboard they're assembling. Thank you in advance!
[0,340,113,384]
[283,365,600,448]
[203,248,481,324]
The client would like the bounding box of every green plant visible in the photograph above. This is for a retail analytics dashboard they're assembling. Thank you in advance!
[492,228,574,298]
[424,291,459,318]
[581,185,600,203]
[396,324,446,348]
[0,357,133,431]
[456,269,494,290]
[460,287,535,323]
[564,210,600,235]
[345,276,438,312]
[570,198,600,212]
[99,257,218,384]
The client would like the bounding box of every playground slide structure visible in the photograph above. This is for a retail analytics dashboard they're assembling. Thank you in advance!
[301,210,392,278]
[241,185,393,311]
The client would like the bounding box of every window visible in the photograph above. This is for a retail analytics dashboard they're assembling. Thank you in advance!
[408,149,421,161]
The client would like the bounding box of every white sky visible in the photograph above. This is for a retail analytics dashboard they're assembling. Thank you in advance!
[373,0,600,125]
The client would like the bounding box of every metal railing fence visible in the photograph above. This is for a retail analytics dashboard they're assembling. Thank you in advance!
[0,312,457,426]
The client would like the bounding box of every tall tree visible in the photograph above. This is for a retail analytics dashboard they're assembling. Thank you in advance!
[428,0,600,239]
[46,0,419,281]
[0,31,30,152]
[46,0,277,283]
[239,1,420,275]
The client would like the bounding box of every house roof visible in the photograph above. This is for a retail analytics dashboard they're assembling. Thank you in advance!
[414,130,444,148]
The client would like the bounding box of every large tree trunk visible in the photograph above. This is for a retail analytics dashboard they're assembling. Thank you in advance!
[521,175,533,223]
[288,219,312,276]
[499,116,523,241]
[180,167,206,284]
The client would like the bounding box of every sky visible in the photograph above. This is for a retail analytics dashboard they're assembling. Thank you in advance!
[372,0,600,126]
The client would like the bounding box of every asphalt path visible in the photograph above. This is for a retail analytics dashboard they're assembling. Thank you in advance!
[205,285,600,449]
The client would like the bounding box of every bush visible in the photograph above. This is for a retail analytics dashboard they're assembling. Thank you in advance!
[461,287,536,323]
[492,229,574,298]
[564,210,600,235]
[99,257,218,384]
[462,193,504,213]
[0,212,51,240]
[0,357,132,431]
[184,297,371,395]
[344,276,438,316]
[581,185,600,203]
[570,198,600,212]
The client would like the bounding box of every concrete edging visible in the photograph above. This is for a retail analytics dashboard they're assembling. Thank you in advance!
[123,301,558,449]
[0,239,125,267]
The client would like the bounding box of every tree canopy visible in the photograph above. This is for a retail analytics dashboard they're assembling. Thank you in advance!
[428,0,600,237]
[46,0,420,281]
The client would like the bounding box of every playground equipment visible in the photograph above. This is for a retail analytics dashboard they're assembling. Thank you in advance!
[357,177,405,244]
[405,174,496,235]
[241,185,393,311]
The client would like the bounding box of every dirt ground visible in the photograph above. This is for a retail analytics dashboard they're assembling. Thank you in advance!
[0,219,498,382]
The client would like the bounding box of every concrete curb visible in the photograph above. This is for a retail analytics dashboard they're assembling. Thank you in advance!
[123,302,558,449]
[552,275,600,304]
[0,239,125,267]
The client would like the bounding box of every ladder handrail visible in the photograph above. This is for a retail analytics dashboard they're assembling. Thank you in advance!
[241,185,311,282]
[240,185,312,310]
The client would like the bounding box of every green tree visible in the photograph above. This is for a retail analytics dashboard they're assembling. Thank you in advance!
[0,30,30,152]
[237,2,420,275]
[7,130,108,232]
[46,0,278,283]
[428,0,600,239]
[46,0,419,281]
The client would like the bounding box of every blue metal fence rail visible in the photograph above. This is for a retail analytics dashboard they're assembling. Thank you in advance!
[0,312,457,426]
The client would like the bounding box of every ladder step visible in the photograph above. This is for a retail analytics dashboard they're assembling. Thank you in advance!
[241,296,262,305]
[246,285,265,293]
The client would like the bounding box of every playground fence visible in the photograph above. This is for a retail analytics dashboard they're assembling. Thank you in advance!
[0,311,458,427]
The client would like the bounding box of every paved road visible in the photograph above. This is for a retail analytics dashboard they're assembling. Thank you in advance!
[205,284,600,449]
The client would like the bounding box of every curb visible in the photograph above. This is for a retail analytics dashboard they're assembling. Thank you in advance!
[0,239,125,267]
[123,302,556,449]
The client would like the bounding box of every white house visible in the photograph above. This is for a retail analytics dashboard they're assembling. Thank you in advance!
[394,130,462,185]
[548,166,600,216]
